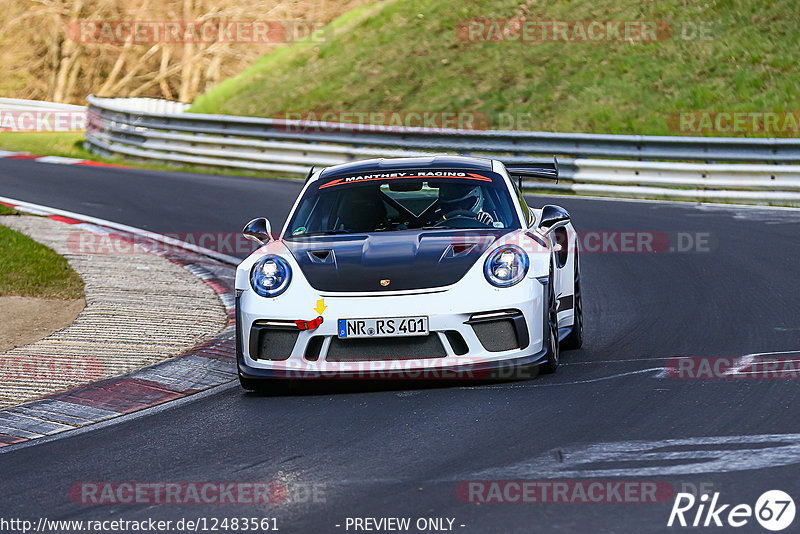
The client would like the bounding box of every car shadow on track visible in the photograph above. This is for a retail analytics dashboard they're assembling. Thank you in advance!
[238,374,546,397]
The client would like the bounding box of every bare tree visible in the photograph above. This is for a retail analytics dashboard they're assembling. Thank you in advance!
[0,0,374,104]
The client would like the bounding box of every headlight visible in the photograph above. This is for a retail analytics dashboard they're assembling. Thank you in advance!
[250,255,292,297]
[484,245,529,287]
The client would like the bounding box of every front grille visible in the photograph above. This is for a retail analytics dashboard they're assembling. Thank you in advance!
[471,319,520,352]
[326,334,446,362]
[249,324,298,361]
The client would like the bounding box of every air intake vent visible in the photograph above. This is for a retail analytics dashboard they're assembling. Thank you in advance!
[307,249,335,264]
[305,336,325,361]
[249,321,298,361]
[326,335,446,361]
[466,309,529,352]
[471,319,520,352]
[440,242,477,261]
[445,331,469,355]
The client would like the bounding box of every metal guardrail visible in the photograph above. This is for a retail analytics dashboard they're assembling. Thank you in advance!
[86,97,188,114]
[83,96,800,206]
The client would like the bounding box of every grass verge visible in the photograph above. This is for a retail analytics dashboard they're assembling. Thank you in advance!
[191,0,800,137]
[0,220,84,299]
[0,133,89,159]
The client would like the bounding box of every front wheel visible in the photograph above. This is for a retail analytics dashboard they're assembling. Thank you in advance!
[539,269,560,374]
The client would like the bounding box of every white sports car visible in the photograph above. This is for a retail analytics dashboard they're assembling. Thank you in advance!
[234,155,582,389]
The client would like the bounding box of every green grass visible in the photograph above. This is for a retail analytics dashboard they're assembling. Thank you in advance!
[0,205,18,215]
[0,133,90,159]
[0,223,84,299]
[191,0,800,137]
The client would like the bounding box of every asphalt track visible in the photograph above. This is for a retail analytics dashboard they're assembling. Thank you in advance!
[1,159,800,533]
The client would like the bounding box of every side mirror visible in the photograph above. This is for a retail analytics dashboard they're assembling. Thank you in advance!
[538,205,570,232]
[243,217,272,245]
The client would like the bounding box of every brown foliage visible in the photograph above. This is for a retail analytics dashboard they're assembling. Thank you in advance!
[0,0,372,104]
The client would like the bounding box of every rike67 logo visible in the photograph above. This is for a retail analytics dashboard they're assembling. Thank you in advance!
[668,490,795,531]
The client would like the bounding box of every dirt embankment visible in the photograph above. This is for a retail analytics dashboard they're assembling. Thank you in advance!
[0,296,85,352]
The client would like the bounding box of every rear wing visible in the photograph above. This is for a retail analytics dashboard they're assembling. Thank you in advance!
[506,156,559,190]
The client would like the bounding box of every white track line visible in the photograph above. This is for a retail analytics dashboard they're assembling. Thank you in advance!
[460,367,665,390]
[0,195,239,265]
[525,191,800,212]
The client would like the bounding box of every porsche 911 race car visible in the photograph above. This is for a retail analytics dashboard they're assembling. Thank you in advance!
[234,155,582,389]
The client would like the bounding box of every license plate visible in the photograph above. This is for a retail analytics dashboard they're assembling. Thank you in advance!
[337,316,429,339]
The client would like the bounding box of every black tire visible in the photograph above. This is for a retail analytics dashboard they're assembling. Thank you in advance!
[539,268,560,374]
[561,252,583,350]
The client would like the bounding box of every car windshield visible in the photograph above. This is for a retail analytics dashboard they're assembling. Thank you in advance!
[285,171,521,237]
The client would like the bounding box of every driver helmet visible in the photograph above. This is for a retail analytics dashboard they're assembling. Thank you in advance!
[438,183,484,214]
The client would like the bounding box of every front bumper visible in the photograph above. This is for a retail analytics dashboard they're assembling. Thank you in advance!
[235,279,547,380]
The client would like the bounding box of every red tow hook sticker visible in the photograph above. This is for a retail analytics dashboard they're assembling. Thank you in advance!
[295,316,324,330]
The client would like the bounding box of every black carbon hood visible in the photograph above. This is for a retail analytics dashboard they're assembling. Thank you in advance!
[286,229,510,292]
